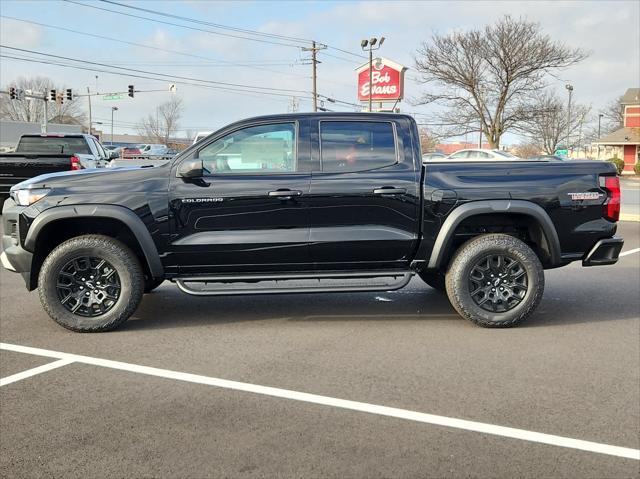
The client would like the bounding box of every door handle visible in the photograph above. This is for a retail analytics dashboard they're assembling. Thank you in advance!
[373,187,407,195]
[268,189,302,199]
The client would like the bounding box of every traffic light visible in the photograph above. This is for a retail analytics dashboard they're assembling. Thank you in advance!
[56,92,64,105]
[50,89,56,101]
[66,89,73,101]
[128,85,134,98]
[9,87,16,99]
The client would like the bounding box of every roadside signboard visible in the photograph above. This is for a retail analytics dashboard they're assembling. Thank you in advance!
[356,57,408,102]
[554,149,568,157]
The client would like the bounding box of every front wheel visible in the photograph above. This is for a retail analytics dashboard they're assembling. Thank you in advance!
[38,235,144,332]
[445,234,544,328]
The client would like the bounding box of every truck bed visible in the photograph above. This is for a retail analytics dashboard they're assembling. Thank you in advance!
[0,154,73,195]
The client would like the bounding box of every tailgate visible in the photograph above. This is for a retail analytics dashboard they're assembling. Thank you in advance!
[0,155,71,193]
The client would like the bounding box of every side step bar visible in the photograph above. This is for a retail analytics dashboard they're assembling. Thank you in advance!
[174,271,414,296]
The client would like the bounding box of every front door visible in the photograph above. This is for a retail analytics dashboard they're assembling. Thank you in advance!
[168,120,311,275]
[308,118,420,270]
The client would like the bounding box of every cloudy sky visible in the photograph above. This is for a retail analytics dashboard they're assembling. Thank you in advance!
[1,0,638,143]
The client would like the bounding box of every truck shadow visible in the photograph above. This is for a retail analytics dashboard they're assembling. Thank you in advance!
[122,273,639,331]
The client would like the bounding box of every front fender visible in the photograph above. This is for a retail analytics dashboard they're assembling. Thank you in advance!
[24,204,164,278]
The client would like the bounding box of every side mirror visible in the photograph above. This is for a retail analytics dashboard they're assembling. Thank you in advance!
[178,159,203,178]
[109,151,119,159]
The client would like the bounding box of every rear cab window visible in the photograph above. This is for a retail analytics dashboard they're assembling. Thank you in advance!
[319,121,397,173]
[16,136,91,155]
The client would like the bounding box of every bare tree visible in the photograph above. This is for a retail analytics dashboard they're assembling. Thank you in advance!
[518,91,590,154]
[418,127,440,153]
[137,97,184,144]
[600,95,624,134]
[1,76,86,124]
[414,16,588,148]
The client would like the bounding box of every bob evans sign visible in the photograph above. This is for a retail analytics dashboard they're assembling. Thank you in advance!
[356,57,408,102]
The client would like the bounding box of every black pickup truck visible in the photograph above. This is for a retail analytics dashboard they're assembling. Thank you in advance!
[1,113,623,332]
[0,133,111,198]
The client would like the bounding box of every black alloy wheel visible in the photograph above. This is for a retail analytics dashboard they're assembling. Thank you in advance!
[468,254,528,313]
[56,256,121,317]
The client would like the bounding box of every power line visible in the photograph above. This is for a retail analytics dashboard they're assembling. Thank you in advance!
[0,16,311,81]
[0,45,309,94]
[99,0,315,44]
[98,0,367,62]
[64,0,304,49]
[0,53,313,101]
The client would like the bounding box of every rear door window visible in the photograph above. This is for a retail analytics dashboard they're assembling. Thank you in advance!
[16,136,91,155]
[319,121,397,173]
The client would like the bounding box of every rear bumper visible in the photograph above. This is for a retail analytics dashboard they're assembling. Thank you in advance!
[582,236,624,266]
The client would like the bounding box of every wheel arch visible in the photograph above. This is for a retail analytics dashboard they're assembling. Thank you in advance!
[25,205,164,290]
[427,200,561,270]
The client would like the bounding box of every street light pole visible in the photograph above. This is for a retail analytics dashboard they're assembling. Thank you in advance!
[361,37,385,112]
[111,106,118,145]
[565,84,573,155]
[597,113,603,159]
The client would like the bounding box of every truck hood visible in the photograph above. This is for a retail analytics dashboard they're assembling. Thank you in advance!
[11,163,170,191]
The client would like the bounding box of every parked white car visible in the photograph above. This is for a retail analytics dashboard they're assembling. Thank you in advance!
[138,144,169,156]
[445,149,521,161]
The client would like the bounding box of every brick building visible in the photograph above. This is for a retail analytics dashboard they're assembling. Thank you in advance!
[594,88,640,173]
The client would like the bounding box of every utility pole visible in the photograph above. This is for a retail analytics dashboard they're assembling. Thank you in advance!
[111,106,118,145]
[302,41,326,112]
[597,113,603,159]
[565,84,573,154]
[42,95,48,134]
[87,86,93,136]
[360,37,385,112]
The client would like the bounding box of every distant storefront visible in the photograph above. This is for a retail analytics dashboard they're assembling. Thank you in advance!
[593,88,640,173]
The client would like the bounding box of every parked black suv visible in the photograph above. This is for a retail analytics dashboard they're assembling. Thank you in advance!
[1,113,623,332]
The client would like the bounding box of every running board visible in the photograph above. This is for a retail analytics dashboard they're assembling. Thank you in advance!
[174,271,414,296]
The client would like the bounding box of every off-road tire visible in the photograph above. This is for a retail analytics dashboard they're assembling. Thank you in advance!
[144,277,164,293]
[417,270,446,291]
[445,234,544,328]
[38,234,144,332]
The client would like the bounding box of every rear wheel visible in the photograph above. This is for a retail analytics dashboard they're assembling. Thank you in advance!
[445,234,544,328]
[38,235,144,332]
[417,270,446,291]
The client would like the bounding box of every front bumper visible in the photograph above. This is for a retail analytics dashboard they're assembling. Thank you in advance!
[582,236,624,267]
[1,198,33,287]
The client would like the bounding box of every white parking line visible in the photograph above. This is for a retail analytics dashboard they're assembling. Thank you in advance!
[1,342,638,461]
[620,248,640,257]
[0,358,74,387]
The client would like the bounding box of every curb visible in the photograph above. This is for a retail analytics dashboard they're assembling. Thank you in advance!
[620,213,640,222]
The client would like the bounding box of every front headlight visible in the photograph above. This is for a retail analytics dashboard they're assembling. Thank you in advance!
[10,188,51,206]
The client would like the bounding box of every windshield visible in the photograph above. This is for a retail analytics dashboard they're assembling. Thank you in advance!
[16,136,90,155]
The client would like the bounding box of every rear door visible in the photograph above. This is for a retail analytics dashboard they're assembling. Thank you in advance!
[308,118,420,270]
[168,119,312,275]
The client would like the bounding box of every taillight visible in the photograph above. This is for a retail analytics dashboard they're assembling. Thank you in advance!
[600,175,620,222]
[70,155,81,170]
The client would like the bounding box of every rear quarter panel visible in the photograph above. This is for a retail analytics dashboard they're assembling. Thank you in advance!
[423,160,618,262]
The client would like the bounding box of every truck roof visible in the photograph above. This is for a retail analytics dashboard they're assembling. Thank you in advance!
[236,112,414,123]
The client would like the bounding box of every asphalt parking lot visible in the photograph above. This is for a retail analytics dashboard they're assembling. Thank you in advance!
[1,222,639,478]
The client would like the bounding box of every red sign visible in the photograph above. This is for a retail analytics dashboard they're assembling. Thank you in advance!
[356,57,407,102]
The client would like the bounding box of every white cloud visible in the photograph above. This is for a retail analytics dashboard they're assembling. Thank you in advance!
[0,17,42,48]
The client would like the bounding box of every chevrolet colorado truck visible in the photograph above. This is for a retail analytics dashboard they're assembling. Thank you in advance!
[0,133,111,198]
[0,113,624,332]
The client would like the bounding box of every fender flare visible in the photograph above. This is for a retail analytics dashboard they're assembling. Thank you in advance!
[427,200,561,269]
[25,204,164,278]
